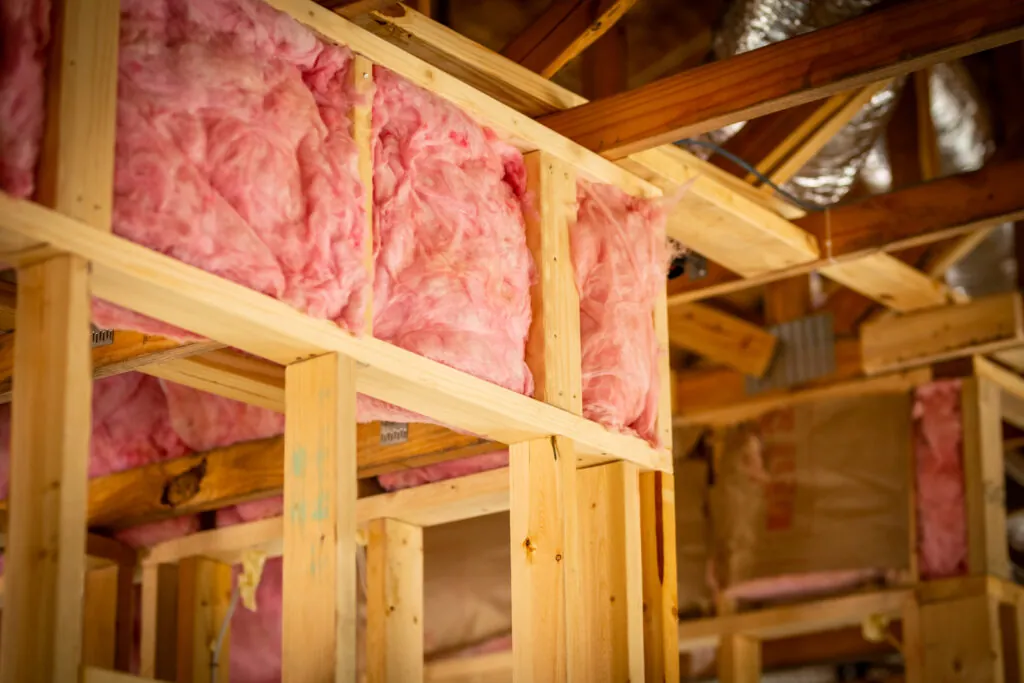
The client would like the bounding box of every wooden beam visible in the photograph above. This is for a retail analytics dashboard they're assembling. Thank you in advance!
[0,196,669,471]
[575,462,645,682]
[331,0,400,18]
[860,292,1024,374]
[353,3,813,279]
[176,556,232,683]
[764,276,811,325]
[536,0,1024,158]
[283,354,358,682]
[0,0,118,678]
[366,518,424,683]
[677,589,910,651]
[582,0,627,100]
[667,160,1024,305]
[819,252,949,313]
[139,348,284,412]
[512,149,582,682]
[675,336,862,415]
[668,303,777,377]
[719,636,761,683]
[675,366,932,427]
[140,564,179,681]
[640,471,678,683]
[502,0,638,79]
[0,330,220,405]
[961,376,1011,579]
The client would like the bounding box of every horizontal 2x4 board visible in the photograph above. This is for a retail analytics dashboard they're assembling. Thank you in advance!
[860,292,1024,374]
[0,195,668,472]
[264,0,658,198]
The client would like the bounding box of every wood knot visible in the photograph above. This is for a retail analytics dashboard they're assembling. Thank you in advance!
[161,459,207,507]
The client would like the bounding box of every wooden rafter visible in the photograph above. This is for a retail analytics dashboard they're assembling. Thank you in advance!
[537,0,1024,158]
[501,0,638,79]
[668,303,777,377]
[666,160,1024,305]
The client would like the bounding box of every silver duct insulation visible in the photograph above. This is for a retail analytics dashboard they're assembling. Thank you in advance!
[705,0,896,207]
[926,63,1013,297]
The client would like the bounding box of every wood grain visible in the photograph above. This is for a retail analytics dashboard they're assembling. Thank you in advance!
[538,0,1024,157]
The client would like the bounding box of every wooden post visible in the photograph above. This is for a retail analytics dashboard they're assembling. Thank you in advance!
[282,353,359,683]
[177,556,233,683]
[512,150,581,682]
[640,471,679,683]
[912,595,1005,683]
[141,564,181,681]
[961,376,1010,578]
[718,635,761,683]
[83,566,121,669]
[640,198,679,683]
[366,517,425,683]
[576,462,646,682]
[0,0,118,680]
[353,54,375,336]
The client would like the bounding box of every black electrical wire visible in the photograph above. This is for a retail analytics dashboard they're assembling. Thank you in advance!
[675,138,830,213]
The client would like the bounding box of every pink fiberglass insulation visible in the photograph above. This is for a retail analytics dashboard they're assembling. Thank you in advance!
[368,67,534,407]
[91,0,370,337]
[377,449,510,491]
[573,180,667,446]
[0,0,47,198]
[913,379,968,579]
[0,372,190,500]
[162,379,284,452]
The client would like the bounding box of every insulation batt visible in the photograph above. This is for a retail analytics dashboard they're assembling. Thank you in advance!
[0,0,47,198]
[913,380,968,578]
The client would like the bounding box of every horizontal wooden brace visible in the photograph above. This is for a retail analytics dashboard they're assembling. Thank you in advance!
[0,194,668,471]
[668,303,777,377]
[668,160,1024,306]
[142,467,511,566]
[860,292,1024,374]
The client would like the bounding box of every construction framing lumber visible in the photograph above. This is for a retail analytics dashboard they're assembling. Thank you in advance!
[668,160,1024,305]
[668,303,777,377]
[176,556,233,683]
[818,252,949,313]
[0,0,118,679]
[139,564,179,680]
[0,330,220,405]
[961,375,1011,579]
[355,3,816,278]
[366,518,425,683]
[640,471,679,683]
[677,590,910,651]
[82,670,161,683]
[355,4,589,117]
[860,292,1024,374]
[0,195,668,471]
[269,0,657,197]
[501,0,639,79]
[283,354,358,682]
[536,0,1024,158]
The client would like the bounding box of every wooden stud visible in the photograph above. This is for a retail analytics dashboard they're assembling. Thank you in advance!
[366,518,425,683]
[353,54,376,336]
[177,557,233,683]
[510,436,580,683]
[668,303,777,377]
[640,471,679,683]
[914,68,941,181]
[819,252,948,313]
[283,353,359,683]
[998,599,1023,683]
[0,196,669,471]
[537,0,1024,157]
[915,596,1005,683]
[82,566,121,669]
[575,462,645,683]
[140,563,180,681]
[513,147,582,682]
[860,292,1024,374]
[961,376,1011,579]
[0,255,92,683]
[718,636,762,683]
